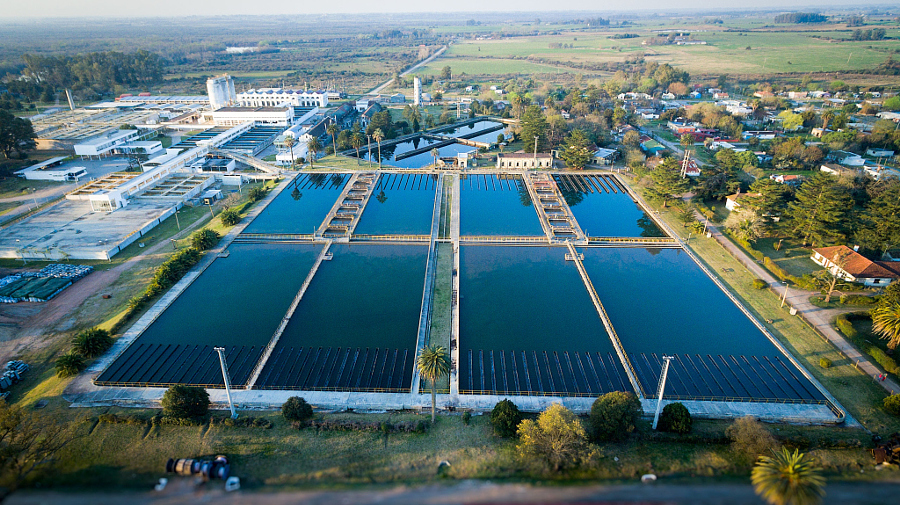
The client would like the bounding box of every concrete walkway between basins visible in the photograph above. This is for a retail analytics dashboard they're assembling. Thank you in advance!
[693,211,899,397]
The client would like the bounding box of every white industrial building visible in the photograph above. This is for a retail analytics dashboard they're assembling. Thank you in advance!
[237,88,328,108]
[414,77,422,107]
[15,157,87,182]
[206,106,294,127]
[74,130,163,158]
[207,74,237,110]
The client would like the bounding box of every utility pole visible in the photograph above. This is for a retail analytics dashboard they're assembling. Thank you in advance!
[214,347,238,419]
[652,355,675,430]
[367,134,372,167]
[533,135,539,169]
[208,201,215,219]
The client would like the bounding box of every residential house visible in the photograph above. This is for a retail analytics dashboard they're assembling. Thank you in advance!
[640,139,666,156]
[866,148,895,158]
[724,191,761,212]
[591,148,620,166]
[811,245,900,287]
[769,174,803,186]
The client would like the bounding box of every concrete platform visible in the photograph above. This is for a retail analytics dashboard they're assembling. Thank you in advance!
[0,199,178,260]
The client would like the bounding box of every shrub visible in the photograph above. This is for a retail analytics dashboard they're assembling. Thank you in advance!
[517,403,589,472]
[588,391,642,442]
[658,402,693,434]
[885,394,900,416]
[219,208,240,226]
[752,279,768,290]
[462,411,472,425]
[819,357,832,369]
[55,352,85,378]
[282,396,314,422]
[72,327,113,358]
[298,419,427,433]
[490,399,523,438]
[840,294,877,306]
[190,228,220,251]
[726,416,778,459]
[161,385,209,420]
[247,187,266,202]
[835,314,857,339]
[867,347,900,375]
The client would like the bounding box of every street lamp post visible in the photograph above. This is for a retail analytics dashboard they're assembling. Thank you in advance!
[781,282,790,308]
[533,135,539,169]
[174,210,180,230]
[170,239,177,250]
[652,355,675,430]
[367,135,372,168]
[214,347,238,419]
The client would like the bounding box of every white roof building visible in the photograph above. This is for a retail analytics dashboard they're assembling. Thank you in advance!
[238,88,328,108]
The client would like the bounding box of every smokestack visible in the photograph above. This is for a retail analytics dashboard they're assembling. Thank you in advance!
[65,89,75,111]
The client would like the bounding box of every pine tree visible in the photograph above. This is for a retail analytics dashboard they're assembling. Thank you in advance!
[520,105,549,153]
[855,182,900,255]
[786,172,852,246]
[559,129,592,170]
[646,159,690,207]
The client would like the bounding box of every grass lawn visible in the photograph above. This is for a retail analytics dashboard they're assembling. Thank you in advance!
[0,177,65,200]
[315,154,367,171]
[753,237,820,278]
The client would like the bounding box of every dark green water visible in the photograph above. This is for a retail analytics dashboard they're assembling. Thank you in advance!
[256,243,428,390]
[554,175,665,238]
[460,174,545,236]
[96,243,321,386]
[354,173,438,235]
[243,173,348,234]
[458,246,629,395]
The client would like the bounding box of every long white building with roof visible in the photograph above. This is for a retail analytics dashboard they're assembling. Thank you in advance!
[237,88,328,108]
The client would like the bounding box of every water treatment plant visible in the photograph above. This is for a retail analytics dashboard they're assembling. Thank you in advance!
[85,160,847,424]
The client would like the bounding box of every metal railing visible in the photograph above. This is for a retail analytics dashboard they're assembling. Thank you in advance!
[351,234,430,242]
[460,235,549,244]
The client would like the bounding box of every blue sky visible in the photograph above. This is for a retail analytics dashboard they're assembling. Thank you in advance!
[3,1,890,19]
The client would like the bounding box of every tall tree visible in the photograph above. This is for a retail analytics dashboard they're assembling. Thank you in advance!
[786,172,852,246]
[520,105,549,154]
[350,132,364,166]
[0,111,37,159]
[306,137,321,168]
[854,182,900,256]
[559,129,592,170]
[372,128,384,169]
[430,148,440,168]
[283,136,297,168]
[647,159,690,207]
[326,123,339,155]
[751,448,826,505]
[416,344,451,423]
[518,404,589,472]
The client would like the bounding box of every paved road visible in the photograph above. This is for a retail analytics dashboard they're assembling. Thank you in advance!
[369,46,448,95]
[693,212,900,396]
[7,480,900,505]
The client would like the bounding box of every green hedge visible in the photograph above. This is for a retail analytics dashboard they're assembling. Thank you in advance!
[835,313,900,375]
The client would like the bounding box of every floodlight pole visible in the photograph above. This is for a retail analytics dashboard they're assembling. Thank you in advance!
[214,347,238,419]
[652,355,675,430]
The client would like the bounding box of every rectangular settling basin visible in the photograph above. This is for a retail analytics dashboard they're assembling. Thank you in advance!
[255,243,428,392]
[241,173,348,235]
[553,174,665,238]
[458,246,631,396]
[96,243,322,387]
[354,173,438,235]
[580,247,825,403]
[460,174,545,237]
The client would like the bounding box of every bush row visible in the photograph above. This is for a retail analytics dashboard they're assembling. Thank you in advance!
[835,313,900,375]
[122,247,203,328]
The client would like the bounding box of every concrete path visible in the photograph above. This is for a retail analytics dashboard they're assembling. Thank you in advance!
[693,212,900,396]
[369,46,448,95]
[9,480,900,505]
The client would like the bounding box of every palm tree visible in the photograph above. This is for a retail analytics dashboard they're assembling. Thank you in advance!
[326,123,339,155]
[306,137,321,168]
[416,344,451,423]
[431,148,440,168]
[821,110,835,131]
[872,302,900,349]
[751,448,826,505]
[283,136,297,169]
[350,132,364,166]
[372,128,384,169]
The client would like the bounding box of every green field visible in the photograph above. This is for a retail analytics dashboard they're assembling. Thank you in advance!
[432,27,900,77]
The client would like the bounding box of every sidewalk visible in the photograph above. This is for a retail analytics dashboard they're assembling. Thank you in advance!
[694,212,900,396]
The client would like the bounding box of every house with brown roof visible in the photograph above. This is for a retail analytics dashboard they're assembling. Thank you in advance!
[811,245,900,287]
